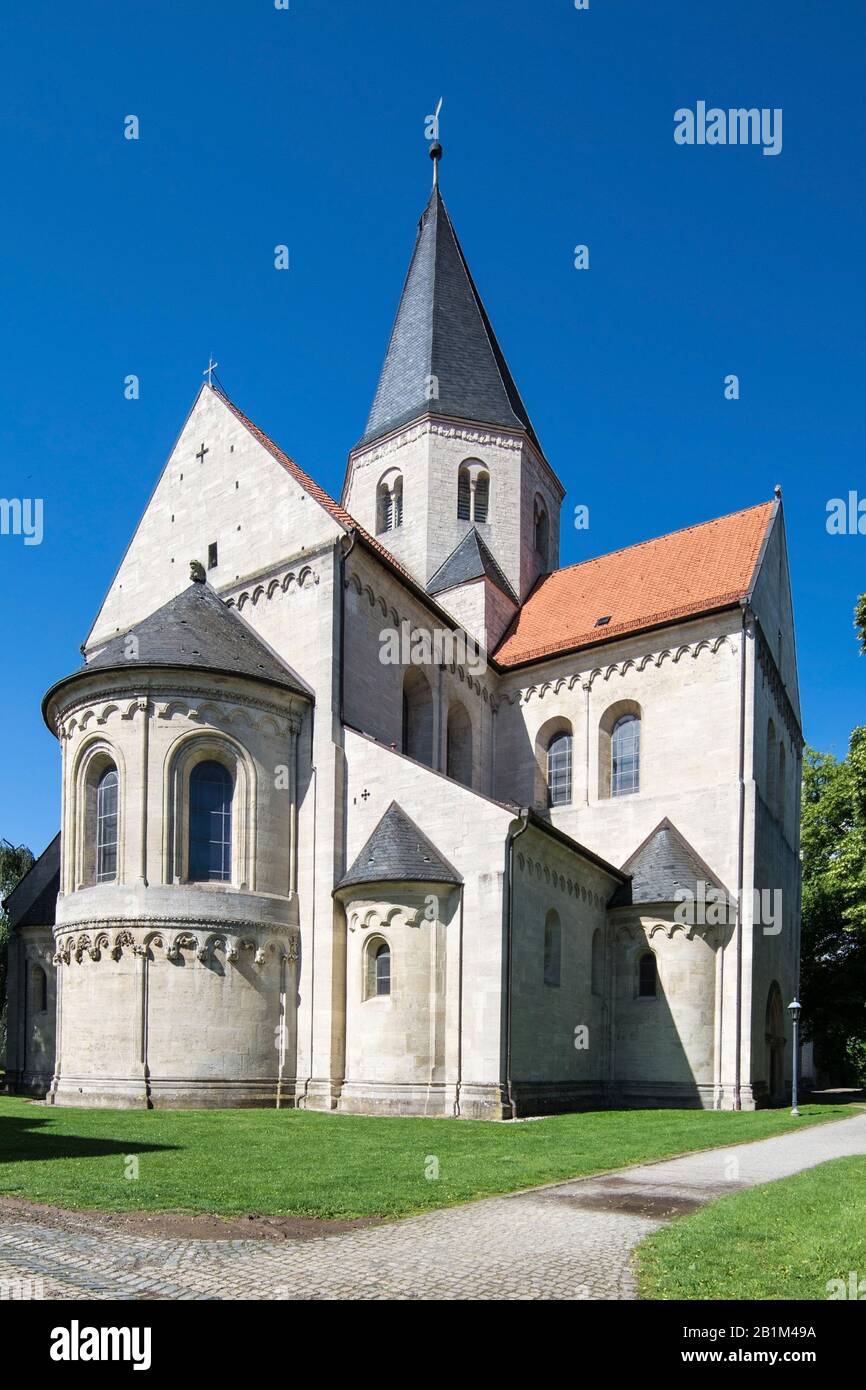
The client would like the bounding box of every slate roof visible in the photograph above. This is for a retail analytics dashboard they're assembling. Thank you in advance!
[336,801,462,891]
[50,582,313,702]
[495,501,776,667]
[427,528,518,603]
[609,818,733,909]
[3,833,60,928]
[357,186,541,452]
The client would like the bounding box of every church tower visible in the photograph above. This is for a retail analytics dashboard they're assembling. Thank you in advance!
[343,147,564,648]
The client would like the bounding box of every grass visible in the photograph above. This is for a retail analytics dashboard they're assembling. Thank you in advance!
[637,1155,866,1300]
[0,1097,856,1221]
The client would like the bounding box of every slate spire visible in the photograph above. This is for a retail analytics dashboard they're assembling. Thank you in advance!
[358,184,540,452]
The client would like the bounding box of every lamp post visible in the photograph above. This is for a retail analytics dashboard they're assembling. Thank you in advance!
[788,998,802,1116]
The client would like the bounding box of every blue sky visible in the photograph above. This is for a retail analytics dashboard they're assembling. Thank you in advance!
[1,0,864,855]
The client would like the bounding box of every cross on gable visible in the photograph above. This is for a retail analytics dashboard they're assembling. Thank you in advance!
[196,442,209,464]
[361,788,371,801]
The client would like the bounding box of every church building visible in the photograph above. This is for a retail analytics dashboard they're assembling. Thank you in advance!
[5,150,803,1117]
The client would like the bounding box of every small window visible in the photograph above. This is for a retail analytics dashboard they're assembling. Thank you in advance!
[188,760,233,882]
[375,942,391,996]
[534,497,549,564]
[547,732,572,807]
[612,714,640,797]
[377,474,403,534]
[96,767,119,883]
[543,910,561,988]
[638,952,657,998]
[207,541,218,570]
[457,467,471,520]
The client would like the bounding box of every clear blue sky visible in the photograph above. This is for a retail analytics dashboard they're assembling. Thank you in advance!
[1,1,864,856]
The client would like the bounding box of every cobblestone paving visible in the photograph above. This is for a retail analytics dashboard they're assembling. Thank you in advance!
[1,1111,864,1301]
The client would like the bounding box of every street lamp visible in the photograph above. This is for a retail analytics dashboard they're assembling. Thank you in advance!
[788,998,802,1116]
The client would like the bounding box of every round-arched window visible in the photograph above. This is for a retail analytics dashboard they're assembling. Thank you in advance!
[189,761,233,882]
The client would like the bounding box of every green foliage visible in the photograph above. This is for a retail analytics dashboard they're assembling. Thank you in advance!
[855,591,866,654]
[0,840,35,1017]
[800,735,866,1082]
[637,1156,866,1300]
[0,1098,849,1220]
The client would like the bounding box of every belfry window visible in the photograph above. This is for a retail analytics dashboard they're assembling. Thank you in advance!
[457,464,490,523]
[376,473,403,534]
[188,761,233,882]
[95,767,119,883]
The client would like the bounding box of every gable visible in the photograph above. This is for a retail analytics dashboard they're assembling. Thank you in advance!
[85,386,345,652]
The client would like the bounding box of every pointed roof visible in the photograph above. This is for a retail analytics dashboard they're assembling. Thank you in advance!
[336,801,462,891]
[427,527,518,603]
[495,500,777,667]
[2,834,60,928]
[609,818,733,909]
[357,187,541,452]
[46,581,312,713]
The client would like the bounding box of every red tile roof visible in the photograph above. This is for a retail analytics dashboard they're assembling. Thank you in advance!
[494,501,776,668]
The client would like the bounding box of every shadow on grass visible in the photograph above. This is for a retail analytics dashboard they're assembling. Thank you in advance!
[0,1114,178,1164]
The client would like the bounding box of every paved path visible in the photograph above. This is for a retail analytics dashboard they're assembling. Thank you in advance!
[1,1112,864,1301]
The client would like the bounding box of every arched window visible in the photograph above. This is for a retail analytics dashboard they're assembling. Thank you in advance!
[611,714,640,797]
[638,951,657,998]
[534,497,549,566]
[457,467,472,520]
[374,941,391,997]
[401,667,434,768]
[547,731,572,807]
[446,702,473,787]
[544,910,561,987]
[591,928,603,997]
[376,473,403,534]
[30,963,48,1014]
[95,766,119,883]
[457,461,490,523]
[188,760,233,882]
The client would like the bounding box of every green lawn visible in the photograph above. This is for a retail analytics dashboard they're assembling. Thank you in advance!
[637,1155,866,1300]
[0,1096,855,1221]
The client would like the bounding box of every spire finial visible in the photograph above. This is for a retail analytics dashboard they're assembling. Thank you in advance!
[203,355,218,387]
[425,97,443,188]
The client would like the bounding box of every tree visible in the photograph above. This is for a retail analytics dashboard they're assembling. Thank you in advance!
[856,591,866,654]
[0,840,35,1019]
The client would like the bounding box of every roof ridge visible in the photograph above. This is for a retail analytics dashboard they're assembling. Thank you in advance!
[546,498,776,581]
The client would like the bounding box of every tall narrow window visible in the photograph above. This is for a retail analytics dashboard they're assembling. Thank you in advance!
[457,468,471,520]
[547,732,572,807]
[543,910,561,987]
[95,766,119,882]
[393,476,403,528]
[611,714,640,796]
[376,473,403,534]
[474,472,490,523]
[375,942,391,996]
[638,951,657,998]
[777,741,786,825]
[534,497,549,565]
[188,761,233,882]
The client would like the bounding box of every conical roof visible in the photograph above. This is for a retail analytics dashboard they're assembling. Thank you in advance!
[337,801,462,891]
[358,186,540,451]
[45,581,313,707]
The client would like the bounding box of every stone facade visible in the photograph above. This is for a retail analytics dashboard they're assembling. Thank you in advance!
[5,172,802,1119]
